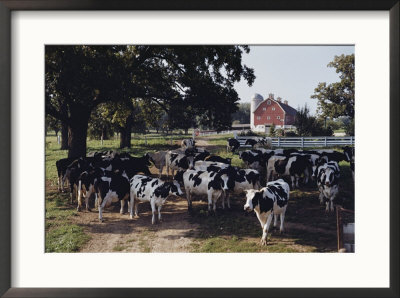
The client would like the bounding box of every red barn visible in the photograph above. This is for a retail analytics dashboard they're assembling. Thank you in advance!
[251,93,297,133]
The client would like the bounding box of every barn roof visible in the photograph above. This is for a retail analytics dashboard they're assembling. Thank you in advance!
[277,102,297,116]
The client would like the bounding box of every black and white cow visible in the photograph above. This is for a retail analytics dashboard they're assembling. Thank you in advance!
[194,160,229,171]
[130,175,183,224]
[244,179,290,246]
[76,167,107,212]
[56,157,77,192]
[117,155,152,178]
[244,137,273,149]
[94,171,131,222]
[205,155,232,165]
[218,166,261,209]
[192,148,211,162]
[343,146,355,180]
[182,169,228,212]
[181,139,195,149]
[316,161,340,212]
[227,138,240,153]
[266,155,312,188]
[239,149,274,173]
[165,151,195,178]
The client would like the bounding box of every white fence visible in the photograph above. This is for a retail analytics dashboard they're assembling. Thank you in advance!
[237,136,354,148]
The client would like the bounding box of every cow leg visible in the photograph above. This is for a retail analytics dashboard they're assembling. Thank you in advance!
[280,212,285,234]
[85,193,91,212]
[159,167,163,178]
[221,192,225,210]
[77,181,83,212]
[273,213,278,228]
[261,213,273,246]
[95,193,99,210]
[207,192,213,212]
[226,192,230,209]
[129,191,134,219]
[185,189,192,212]
[318,190,324,204]
[120,199,125,214]
[57,175,61,192]
[158,205,163,222]
[150,200,157,224]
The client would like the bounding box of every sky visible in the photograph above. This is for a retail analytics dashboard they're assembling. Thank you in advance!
[234,45,354,115]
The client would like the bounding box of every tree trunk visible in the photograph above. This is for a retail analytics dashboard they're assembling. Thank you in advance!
[119,114,133,149]
[60,121,69,150]
[68,114,89,159]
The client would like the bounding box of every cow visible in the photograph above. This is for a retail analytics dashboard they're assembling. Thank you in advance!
[181,139,195,149]
[113,154,152,178]
[266,155,312,188]
[244,137,273,149]
[244,138,258,148]
[193,160,229,172]
[56,157,76,192]
[343,146,355,180]
[244,179,290,246]
[205,155,232,165]
[218,166,261,209]
[129,175,183,224]
[227,138,240,153]
[192,148,210,162]
[76,167,105,211]
[316,161,340,212]
[94,171,131,222]
[147,151,168,178]
[165,151,195,178]
[182,169,228,212]
[239,149,274,173]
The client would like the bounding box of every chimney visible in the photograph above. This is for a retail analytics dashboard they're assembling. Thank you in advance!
[268,93,274,99]
[284,100,288,105]
[277,97,282,103]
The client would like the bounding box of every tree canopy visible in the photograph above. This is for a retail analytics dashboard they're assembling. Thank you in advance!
[45,45,255,157]
[311,54,354,119]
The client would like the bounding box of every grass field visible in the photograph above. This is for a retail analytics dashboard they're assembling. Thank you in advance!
[45,133,354,253]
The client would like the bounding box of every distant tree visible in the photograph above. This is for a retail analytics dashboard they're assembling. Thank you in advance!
[311,54,354,119]
[231,103,250,124]
[45,114,61,136]
[88,104,115,141]
[295,104,333,136]
[269,123,276,137]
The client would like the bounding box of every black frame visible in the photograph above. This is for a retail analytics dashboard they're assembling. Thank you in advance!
[0,1,398,297]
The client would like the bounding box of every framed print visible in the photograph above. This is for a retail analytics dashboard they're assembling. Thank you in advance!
[1,1,399,297]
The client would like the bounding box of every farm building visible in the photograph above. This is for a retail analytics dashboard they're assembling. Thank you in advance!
[250,93,297,133]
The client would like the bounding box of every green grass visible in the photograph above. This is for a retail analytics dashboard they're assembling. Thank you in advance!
[46,225,90,253]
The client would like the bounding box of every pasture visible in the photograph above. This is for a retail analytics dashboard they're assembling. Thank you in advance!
[45,133,354,253]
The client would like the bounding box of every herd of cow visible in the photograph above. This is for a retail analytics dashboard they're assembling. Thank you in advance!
[54,138,355,246]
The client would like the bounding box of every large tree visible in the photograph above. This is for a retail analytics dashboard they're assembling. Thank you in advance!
[311,54,354,119]
[46,45,255,157]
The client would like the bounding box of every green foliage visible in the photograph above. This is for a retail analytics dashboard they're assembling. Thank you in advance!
[269,123,276,136]
[285,131,298,137]
[239,130,258,136]
[295,105,333,136]
[231,103,250,124]
[311,54,354,119]
[46,114,61,135]
[344,118,355,136]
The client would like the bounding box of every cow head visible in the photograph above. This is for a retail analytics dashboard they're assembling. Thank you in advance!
[171,180,184,196]
[173,170,185,184]
[187,156,194,169]
[244,189,261,211]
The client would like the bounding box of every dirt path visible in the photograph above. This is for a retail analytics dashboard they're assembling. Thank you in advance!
[78,195,199,252]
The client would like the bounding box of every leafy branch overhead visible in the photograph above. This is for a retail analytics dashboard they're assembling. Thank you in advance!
[311,54,354,119]
[45,45,255,157]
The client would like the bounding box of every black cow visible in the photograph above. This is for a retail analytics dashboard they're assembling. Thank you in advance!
[205,155,232,165]
[227,138,240,153]
[95,171,131,221]
[56,157,77,192]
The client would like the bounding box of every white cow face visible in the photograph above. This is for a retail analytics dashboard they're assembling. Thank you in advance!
[244,189,258,211]
[187,156,194,169]
[321,168,336,187]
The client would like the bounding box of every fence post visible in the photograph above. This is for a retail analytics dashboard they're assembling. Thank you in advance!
[301,137,304,148]
[170,135,173,145]
[324,137,327,147]
[57,135,60,145]
[145,135,147,146]
[278,137,280,147]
